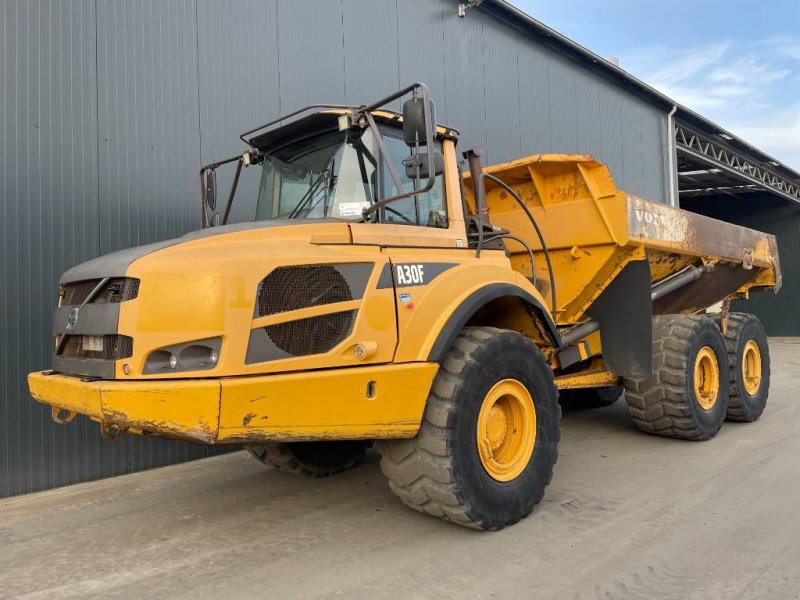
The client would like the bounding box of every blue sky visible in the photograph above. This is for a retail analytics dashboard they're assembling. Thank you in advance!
[513,0,800,170]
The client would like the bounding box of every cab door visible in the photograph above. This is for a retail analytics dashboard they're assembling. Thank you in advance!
[348,136,466,248]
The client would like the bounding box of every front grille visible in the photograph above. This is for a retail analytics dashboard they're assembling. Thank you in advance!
[57,335,134,360]
[256,266,352,317]
[60,278,140,306]
[265,310,356,357]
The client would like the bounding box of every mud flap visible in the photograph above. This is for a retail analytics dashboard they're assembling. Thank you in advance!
[586,259,652,378]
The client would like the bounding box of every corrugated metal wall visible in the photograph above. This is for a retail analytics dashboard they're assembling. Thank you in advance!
[682,194,798,335]
[0,0,670,498]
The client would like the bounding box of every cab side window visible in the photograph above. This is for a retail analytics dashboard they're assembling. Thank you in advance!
[381,132,447,228]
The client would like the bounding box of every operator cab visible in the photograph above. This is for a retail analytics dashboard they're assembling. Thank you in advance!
[199,83,466,243]
[250,111,448,228]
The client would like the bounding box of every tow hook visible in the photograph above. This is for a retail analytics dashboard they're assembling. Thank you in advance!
[100,422,128,441]
[51,407,77,425]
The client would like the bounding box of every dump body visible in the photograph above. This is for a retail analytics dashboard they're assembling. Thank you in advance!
[470,154,781,325]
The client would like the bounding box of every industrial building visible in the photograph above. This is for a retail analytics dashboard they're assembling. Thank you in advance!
[2,0,799,498]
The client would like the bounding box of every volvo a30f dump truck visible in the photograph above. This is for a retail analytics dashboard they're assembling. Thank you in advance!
[29,84,781,530]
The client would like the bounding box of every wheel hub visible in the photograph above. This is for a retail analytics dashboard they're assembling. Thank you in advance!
[694,346,720,411]
[742,339,762,396]
[476,379,536,482]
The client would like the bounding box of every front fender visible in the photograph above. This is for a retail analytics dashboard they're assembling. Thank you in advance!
[393,263,557,363]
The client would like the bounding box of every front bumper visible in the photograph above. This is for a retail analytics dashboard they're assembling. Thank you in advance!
[28,362,438,444]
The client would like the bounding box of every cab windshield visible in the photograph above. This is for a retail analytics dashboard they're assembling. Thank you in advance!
[254,126,446,227]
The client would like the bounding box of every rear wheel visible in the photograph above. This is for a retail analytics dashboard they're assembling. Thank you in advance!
[624,315,729,440]
[718,313,770,422]
[246,440,371,477]
[377,327,560,530]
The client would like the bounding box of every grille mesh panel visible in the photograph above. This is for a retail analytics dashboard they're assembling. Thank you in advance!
[265,310,356,357]
[60,278,140,306]
[58,335,134,360]
[257,266,352,317]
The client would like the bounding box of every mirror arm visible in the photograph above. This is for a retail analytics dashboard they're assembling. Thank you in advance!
[200,170,210,228]
[360,160,436,219]
[200,154,241,173]
[200,154,242,228]
[361,84,437,220]
[221,158,244,226]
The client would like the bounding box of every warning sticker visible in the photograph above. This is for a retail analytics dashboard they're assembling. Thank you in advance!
[337,202,370,218]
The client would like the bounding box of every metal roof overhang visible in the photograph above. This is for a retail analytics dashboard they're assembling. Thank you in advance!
[472,0,800,204]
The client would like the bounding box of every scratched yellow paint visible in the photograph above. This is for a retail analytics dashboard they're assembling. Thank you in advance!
[217,362,439,442]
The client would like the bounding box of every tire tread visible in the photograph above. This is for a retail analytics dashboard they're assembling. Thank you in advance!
[378,327,559,530]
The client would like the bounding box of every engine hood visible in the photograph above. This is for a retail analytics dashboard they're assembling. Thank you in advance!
[51,219,399,380]
[60,220,352,284]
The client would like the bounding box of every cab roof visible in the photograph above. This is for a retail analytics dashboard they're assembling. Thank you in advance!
[246,108,458,153]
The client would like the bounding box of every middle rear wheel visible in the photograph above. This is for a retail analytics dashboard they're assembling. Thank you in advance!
[624,315,730,440]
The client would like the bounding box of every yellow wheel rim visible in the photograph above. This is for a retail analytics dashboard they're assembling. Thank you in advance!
[742,339,762,396]
[694,346,720,411]
[476,379,536,482]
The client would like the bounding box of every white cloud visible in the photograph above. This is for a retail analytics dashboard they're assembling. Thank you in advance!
[730,104,800,170]
[760,36,800,61]
[620,39,800,169]
[646,42,730,85]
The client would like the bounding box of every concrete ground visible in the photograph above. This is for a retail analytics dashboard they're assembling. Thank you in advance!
[3,339,800,600]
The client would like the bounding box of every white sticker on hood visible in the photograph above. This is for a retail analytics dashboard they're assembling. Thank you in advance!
[337,201,370,218]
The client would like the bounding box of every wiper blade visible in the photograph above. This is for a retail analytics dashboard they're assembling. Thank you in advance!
[287,170,328,219]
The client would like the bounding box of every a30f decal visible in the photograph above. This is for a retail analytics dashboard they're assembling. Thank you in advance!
[387,262,456,288]
[395,264,425,286]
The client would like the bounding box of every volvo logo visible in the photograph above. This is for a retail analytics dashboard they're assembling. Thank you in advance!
[65,307,80,332]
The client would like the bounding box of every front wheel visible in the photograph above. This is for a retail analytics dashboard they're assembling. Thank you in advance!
[560,386,624,410]
[377,327,560,530]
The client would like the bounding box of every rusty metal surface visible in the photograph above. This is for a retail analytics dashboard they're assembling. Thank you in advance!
[627,195,781,292]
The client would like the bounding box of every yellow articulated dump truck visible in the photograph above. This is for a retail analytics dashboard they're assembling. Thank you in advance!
[29,84,780,530]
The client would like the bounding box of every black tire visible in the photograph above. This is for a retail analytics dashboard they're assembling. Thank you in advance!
[624,315,729,441]
[559,386,624,410]
[246,440,371,477]
[718,312,770,422]
[377,327,560,530]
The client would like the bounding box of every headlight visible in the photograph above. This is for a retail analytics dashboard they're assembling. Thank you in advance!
[144,337,222,374]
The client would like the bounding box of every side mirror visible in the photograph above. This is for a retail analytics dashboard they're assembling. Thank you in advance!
[405,151,444,179]
[402,96,436,146]
[202,169,217,211]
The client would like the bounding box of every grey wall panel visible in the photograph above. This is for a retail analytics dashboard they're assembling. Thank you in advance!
[546,52,580,154]
[342,0,400,105]
[482,18,522,163]
[441,3,487,155]
[96,0,201,252]
[516,40,553,153]
[573,68,623,175]
[197,0,281,158]
[276,0,345,110]
[2,0,674,498]
[1,0,101,497]
[397,0,449,123]
[197,0,280,223]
